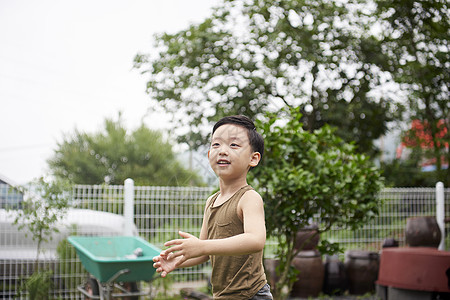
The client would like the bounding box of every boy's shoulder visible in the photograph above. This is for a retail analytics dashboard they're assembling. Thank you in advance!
[238,188,265,219]
[240,188,263,204]
[205,191,219,207]
[243,187,260,197]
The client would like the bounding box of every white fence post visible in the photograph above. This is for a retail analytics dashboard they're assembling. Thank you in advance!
[124,178,135,236]
[436,181,445,251]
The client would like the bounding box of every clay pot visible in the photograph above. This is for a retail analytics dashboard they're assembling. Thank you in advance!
[345,250,379,295]
[405,216,441,248]
[291,250,324,298]
[294,224,320,251]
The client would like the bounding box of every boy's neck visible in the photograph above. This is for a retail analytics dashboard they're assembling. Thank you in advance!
[218,177,248,198]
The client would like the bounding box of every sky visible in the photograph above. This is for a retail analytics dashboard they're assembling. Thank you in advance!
[0,0,220,185]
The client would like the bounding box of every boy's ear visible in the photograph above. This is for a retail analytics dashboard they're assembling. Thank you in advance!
[249,152,261,167]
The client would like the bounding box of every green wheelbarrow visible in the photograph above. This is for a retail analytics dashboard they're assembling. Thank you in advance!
[68,236,161,300]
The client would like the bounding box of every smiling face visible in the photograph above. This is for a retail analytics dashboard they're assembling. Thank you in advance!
[208,124,261,181]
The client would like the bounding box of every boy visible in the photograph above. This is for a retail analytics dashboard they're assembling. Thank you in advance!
[153,115,272,299]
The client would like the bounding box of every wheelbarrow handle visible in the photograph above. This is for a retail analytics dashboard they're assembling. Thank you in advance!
[107,269,130,284]
[77,284,101,299]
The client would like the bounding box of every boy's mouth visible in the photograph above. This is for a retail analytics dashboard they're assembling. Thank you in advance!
[217,159,230,165]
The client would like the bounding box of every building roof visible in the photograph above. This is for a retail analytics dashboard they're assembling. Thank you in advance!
[0,173,21,188]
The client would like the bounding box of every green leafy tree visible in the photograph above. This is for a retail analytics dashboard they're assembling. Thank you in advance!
[12,177,72,267]
[48,115,203,186]
[11,177,72,299]
[134,0,402,156]
[250,108,383,299]
[374,0,449,185]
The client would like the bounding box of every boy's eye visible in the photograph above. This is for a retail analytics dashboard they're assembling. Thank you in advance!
[230,143,239,147]
[212,143,220,147]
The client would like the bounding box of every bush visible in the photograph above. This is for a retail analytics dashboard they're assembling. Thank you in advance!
[251,108,383,299]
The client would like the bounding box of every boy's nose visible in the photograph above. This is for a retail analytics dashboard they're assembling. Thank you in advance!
[218,146,229,155]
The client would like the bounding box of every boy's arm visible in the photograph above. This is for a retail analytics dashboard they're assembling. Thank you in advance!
[163,190,266,264]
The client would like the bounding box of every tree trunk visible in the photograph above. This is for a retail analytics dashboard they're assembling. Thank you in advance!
[35,229,43,272]
[273,238,296,300]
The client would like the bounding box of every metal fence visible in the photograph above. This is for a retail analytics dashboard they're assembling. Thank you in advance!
[318,186,449,252]
[1,183,449,299]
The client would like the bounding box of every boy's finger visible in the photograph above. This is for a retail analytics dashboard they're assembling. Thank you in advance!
[175,255,187,267]
[164,239,183,247]
[163,245,183,256]
[167,251,177,260]
[178,231,194,238]
[167,249,186,260]
[160,247,177,256]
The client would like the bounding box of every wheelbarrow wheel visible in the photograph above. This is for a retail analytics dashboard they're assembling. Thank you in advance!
[119,281,139,300]
[84,276,99,299]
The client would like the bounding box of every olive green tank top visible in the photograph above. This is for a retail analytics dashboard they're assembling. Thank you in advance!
[205,185,267,299]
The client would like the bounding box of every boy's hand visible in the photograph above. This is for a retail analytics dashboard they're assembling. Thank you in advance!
[152,253,181,277]
[162,231,203,265]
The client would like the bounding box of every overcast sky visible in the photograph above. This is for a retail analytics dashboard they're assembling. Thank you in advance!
[0,0,219,184]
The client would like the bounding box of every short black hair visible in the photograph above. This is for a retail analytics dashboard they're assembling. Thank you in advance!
[212,115,264,159]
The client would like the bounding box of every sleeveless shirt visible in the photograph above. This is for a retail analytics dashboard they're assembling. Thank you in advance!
[204,185,267,299]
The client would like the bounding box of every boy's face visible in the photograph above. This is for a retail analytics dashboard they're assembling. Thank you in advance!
[208,124,260,180]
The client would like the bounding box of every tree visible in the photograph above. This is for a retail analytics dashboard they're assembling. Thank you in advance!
[249,108,383,299]
[12,177,72,267]
[374,0,449,185]
[134,0,402,156]
[11,177,72,299]
[48,115,203,186]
